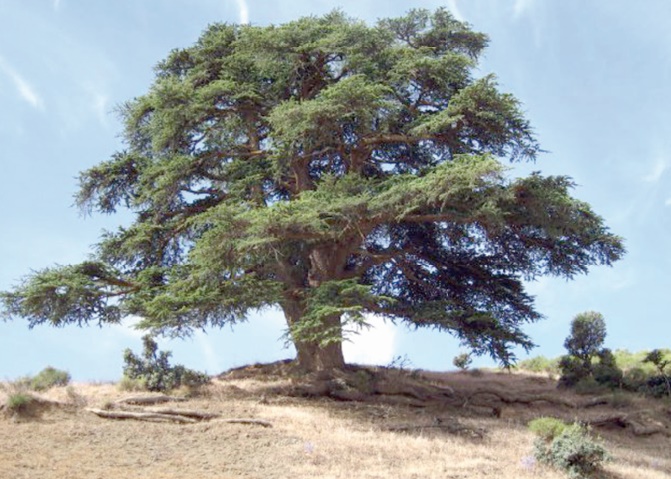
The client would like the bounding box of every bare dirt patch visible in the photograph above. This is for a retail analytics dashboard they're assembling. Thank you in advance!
[1,366,670,478]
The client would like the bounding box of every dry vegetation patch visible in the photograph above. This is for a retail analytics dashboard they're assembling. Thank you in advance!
[0,366,669,478]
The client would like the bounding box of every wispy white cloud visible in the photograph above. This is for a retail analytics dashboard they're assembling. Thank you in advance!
[235,0,249,24]
[445,0,465,22]
[343,315,396,365]
[643,157,668,183]
[0,57,44,109]
[53,0,61,11]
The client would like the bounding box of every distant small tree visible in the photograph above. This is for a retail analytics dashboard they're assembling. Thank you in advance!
[559,311,621,388]
[564,311,606,371]
[643,349,671,396]
[122,335,210,392]
[453,352,472,371]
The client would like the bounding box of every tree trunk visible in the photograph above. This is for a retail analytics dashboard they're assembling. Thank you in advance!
[281,295,345,372]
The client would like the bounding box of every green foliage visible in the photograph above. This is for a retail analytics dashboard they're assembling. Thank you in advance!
[517,355,560,375]
[534,424,610,479]
[641,350,671,396]
[0,8,625,371]
[6,392,34,415]
[122,335,210,392]
[559,312,622,390]
[117,375,148,392]
[30,366,71,391]
[528,417,568,442]
[558,355,592,388]
[591,348,622,388]
[453,352,472,371]
[572,377,610,396]
[563,312,606,366]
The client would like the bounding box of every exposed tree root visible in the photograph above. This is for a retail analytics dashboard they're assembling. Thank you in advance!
[114,395,188,406]
[86,408,200,423]
[385,419,486,438]
[461,388,610,409]
[586,413,669,437]
[86,406,273,427]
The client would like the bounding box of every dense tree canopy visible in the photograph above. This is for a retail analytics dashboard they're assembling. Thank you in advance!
[1,9,624,371]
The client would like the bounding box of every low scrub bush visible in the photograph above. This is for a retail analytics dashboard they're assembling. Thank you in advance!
[453,353,472,371]
[30,366,71,391]
[6,391,34,415]
[518,355,560,375]
[122,335,210,392]
[641,375,671,398]
[533,422,610,479]
[528,417,568,442]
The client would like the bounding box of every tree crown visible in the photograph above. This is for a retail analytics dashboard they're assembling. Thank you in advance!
[1,9,625,368]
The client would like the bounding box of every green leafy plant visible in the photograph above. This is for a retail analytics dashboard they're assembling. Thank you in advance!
[559,312,622,390]
[30,366,71,391]
[533,423,610,479]
[517,355,560,375]
[528,417,568,442]
[642,349,671,397]
[6,392,34,414]
[453,353,473,371]
[122,335,210,392]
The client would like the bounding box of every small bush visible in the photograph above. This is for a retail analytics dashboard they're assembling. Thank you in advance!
[117,375,147,392]
[534,423,610,479]
[592,349,622,388]
[528,417,568,442]
[518,356,560,375]
[641,375,671,398]
[453,353,472,371]
[573,377,609,396]
[122,335,210,393]
[558,355,591,388]
[6,392,34,414]
[622,367,648,391]
[30,366,71,391]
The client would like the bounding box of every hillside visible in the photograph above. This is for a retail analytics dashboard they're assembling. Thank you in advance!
[1,366,670,479]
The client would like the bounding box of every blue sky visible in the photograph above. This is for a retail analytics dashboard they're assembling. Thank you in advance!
[1,0,670,381]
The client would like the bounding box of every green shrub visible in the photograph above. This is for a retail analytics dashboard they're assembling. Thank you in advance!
[117,375,147,392]
[6,392,34,414]
[528,417,568,442]
[453,353,472,371]
[622,367,648,391]
[534,423,610,479]
[573,377,609,396]
[558,355,591,388]
[592,349,622,388]
[122,335,210,392]
[30,366,71,391]
[518,355,560,375]
[641,375,671,398]
[642,349,671,396]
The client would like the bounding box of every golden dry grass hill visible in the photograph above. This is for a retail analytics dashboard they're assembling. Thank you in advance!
[1,365,670,479]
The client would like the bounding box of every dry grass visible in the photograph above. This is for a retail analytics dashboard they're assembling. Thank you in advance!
[0,369,669,479]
